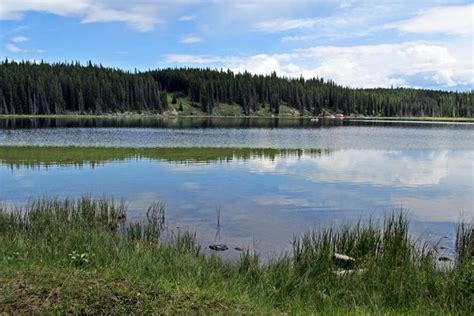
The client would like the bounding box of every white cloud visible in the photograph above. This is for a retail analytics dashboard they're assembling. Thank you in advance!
[255,17,321,32]
[179,15,195,22]
[0,0,89,19]
[232,54,281,75]
[291,42,465,87]
[11,35,28,43]
[391,4,473,36]
[253,5,384,37]
[281,35,314,42]
[164,41,473,89]
[80,4,160,32]
[0,0,161,32]
[180,36,202,44]
[5,43,23,53]
[164,54,237,64]
[4,43,44,54]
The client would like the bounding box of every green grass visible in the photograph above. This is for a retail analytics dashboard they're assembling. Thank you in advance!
[167,96,206,116]
[253,103,274,117]
[278,104,302,116]
[1,197,472,314]
[212,103,243,116]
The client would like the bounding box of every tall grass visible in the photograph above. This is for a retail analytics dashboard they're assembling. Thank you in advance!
[456,221,474,264]
[1,197,472,314]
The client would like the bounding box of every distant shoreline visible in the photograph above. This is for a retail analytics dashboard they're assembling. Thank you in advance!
[0,113,473,123]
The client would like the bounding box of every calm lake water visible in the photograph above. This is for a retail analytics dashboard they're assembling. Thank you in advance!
[1,117,473,259]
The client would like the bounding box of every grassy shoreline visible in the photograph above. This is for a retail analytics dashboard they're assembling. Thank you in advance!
[1,197,473,314]
[1,113,473,122]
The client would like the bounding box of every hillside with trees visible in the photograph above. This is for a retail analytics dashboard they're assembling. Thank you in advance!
[1,60,472,117]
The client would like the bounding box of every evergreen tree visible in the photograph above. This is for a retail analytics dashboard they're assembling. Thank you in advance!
[1,60,472,117]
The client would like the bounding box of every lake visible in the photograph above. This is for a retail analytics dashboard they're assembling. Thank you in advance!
[1,117,473,259]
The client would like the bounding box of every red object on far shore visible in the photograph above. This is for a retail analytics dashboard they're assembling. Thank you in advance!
[336,113,344,119]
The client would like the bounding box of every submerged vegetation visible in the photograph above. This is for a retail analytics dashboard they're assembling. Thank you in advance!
[1,60,472,117]
[1,197,472,314]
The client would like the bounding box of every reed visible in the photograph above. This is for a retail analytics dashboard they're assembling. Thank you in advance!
[1,197,472,314]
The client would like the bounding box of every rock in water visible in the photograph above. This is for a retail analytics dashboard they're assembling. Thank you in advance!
[209,244,229,251]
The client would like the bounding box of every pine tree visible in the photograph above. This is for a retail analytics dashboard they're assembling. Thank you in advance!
[0,60,472,117]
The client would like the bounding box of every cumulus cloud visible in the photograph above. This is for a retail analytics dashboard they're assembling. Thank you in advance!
[231,54,282,75]
[180,36,202,44]
[390,4,473,36]
[291,42,467,88]
[163,41,473,89]
[2,1,472,90]
[0,0,161,31]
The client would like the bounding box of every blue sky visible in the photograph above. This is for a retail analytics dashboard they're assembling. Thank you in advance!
[1,0,473,90]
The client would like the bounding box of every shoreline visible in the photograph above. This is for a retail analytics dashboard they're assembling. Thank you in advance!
[1,113,473,123]
[1,197,472,314]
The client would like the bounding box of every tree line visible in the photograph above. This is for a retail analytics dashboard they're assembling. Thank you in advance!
[1,60,472,117]
[0,60,167,115]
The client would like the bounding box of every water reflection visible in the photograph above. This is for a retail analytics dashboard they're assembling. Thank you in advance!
[0,117,338,129]
[1,116,473,130]
[243,150,472,188]
[0,147,323,168]
[1,147,472,258]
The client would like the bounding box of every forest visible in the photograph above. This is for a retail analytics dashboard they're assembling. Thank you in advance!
[1,60,472,117]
